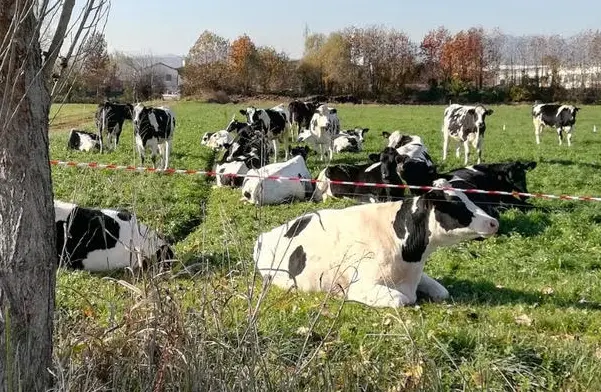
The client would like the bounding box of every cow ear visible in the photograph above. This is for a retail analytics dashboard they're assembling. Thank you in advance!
[486,109,494,115]
[467,108,476,115]
[575,107,580,112]
[395,154,408,164]
[363,128,369,133]
[239,109,247,116]
[368,153,380,162]
[382,131,390,138]
[524,161,537,171]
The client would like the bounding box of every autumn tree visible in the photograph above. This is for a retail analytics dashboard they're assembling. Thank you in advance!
[420,26,451,85]
[297,32,326,93]
[256,46,290,93]
[319,32,354,94]
[229,34,259,94]
[182,30,230,95]
[79,32,111,98]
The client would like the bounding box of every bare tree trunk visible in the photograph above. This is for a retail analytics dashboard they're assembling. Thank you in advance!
[0,1,56,391]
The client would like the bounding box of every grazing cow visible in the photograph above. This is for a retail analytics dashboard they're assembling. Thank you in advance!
[132,104,176,170]
[95,101,134,152]
[312,147,406,203]
[333,128,369,153]
[442,104,494,165]
[240,104,291,162]
[438,161,537,219]
[201,130,234,150]
[67,129,100,152]
[382,131,437,193]
[254,178,499,308]
[288,100,320,138]
[54,200,174,271]
[297,105,340,161]
[532,103,580,146]
[240,154,313,206]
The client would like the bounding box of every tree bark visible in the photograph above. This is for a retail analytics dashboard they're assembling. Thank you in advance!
[0,1,56,391]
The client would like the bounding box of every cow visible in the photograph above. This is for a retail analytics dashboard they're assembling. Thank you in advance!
[288,100,320,139]
[240,153,313,206]
[220,122,273,169]
[532,103,580,146]
[333,128,369,153]
[297,105,341,161]
[54,200,174,272]
[67,129,100,152]
[95,101,134,152]
[382,131,437,193]
[201,130,234,151]
[312,147,406,203]
[253,178,499,308]
[437,161,538,219]
[132,104,176,170]
[441,104,494,165]
[213,160,249,188]
[240,104,291,162]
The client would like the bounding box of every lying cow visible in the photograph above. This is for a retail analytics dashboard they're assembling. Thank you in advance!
[532,103,580,146]
[382,131,437,193]
[67,129,100,152]
[95,101,134,152]
[254,178,499,308]
[240,104,291,162]
[333,128,369,153]
[312,147,405,203]
[442,104,494,165]
[438,161,538,219]
[54,200,174,271]
[241,153,313,206]
[133,103,176,170]
[201,130,234,150]
[221,121,272,169]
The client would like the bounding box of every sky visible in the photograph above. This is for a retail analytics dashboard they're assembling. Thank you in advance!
[104,0,601,60]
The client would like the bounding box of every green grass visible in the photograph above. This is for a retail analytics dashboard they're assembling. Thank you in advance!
[50,101,601,391]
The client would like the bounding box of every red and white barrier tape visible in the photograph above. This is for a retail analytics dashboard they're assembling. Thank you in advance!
[49,159,601,203]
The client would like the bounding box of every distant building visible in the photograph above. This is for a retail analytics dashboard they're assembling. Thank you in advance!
[494,64,601,89]
[143,62,182,94]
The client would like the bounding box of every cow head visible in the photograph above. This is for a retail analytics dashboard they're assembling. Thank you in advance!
[383,131,421,149]
[369,147,404,184]
[397,158,438,188]
[343,128,369,142]
[471,105,494,132]
[201,132,214,146]
[424,178,499,242]
[496,161,537,196]
[289,145,310,161]
[558,105,580,125]
[239,107,263,130]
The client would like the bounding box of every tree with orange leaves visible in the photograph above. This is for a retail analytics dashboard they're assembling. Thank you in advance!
[229,34,259,94]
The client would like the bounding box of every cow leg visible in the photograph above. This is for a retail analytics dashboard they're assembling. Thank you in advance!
[442,131,449,161]
[557,127,563,145]
[112,124,121,150]
[463,140,470,165]
[566,126,573,146]
[346,283,416,308]
[475,135,483,164]
[534,121,542,145]
[164,139,171,169]
[282,134,290,161]
[135,134,145,165]
[417,273,449,302]
[272,139,279,163]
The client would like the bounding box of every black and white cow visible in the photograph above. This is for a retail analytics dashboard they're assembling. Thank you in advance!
[220,120,273,169]
[438,161,537,219]
[532,103,580,146]
[297,105,341,161]
[133,104,176,170]
[201,130,234,150]
[240,153,313,206]
[54,200,174,271]
[312,147,406,203]
[288,100,320,138]
[240,104,291,162]
[95,101,134,152]
[67,129,100,152]
[254,178,499,308]
[382,131,437,193]
[442,104,494,165]
[333,128,369,153]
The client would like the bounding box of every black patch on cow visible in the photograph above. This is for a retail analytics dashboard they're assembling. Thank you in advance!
[284,215,312,238]
[67,131,80,150]
[288,245,307,279]
[56,207,120,269]
[427,192,474,231]
[95,101,134,144]
[135,106,174,146]
[244,191,251,199]
[393,198,430,262]
[219,167,226,174]
[117,209,132,221]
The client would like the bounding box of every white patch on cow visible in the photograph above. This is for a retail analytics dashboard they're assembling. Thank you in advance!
[214,161,249,187]
[241,155,311,205]
[204,130,233,150]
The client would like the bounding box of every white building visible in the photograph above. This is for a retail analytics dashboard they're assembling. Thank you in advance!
[143,62,182,94]
[495,64,601,89]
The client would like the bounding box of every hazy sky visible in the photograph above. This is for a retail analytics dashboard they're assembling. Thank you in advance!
[104,0,600,59]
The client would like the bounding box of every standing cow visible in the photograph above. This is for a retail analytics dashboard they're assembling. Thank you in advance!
[254,179,499,308]
[532,103,580,146]
[240,104,291,163]
[95,101,134,152]
[132,103,176,170]
[442,104,494,165]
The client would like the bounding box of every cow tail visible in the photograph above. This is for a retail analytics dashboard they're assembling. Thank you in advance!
[99,106,106,153]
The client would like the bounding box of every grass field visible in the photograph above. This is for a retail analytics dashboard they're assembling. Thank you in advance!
[49,101,601,391]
